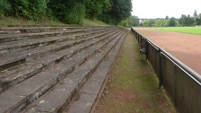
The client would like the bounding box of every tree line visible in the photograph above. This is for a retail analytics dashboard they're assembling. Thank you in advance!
[0,0,132,25]
[129,10,201,27]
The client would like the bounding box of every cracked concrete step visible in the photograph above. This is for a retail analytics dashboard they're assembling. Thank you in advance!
[0,42,100,113]
[0,30,115,71]
[21,31,124,113]
[0,27,79,34]
[66,33,126,113]
[0,27,110,43]
[0,30,124,113]
[0,26,109,34]
[0,38,83,71]
[0,30,121,93]
[0,30,114,72]
[0,28,90,43]
[0,29,107,55]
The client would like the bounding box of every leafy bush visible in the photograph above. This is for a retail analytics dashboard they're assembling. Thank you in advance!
[48,0,86,24]
[63,2,85,24]
[119,18,129,27]
[98,0,132,25]
[8,0,49,20]
[0,0,12,16]
[84,0,111,19]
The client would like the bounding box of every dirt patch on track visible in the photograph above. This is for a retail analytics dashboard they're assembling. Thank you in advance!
[135,28,201,75]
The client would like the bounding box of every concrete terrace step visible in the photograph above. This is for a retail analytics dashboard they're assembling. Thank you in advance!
[0,29,115,71]
[0,30,120,93]
[0,29,108,55]
[66,33,126,113]
[0,27,78,34]
[21,31,125,113]
[0,27,108,43]
[0,31,123,113]
[0,26,110,34]
[0,29,83,43]
[0,26,127,113]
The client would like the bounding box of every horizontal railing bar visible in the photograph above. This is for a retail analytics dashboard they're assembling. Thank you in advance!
[161,52,201,86]
[147,40,160,51]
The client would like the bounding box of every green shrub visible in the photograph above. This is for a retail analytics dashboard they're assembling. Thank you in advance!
[84,0,110,19]
[0,0,12,16]
[119,18,129,27]
[63,3,85,24]
[47,0,86,25]
[8,0,49,20]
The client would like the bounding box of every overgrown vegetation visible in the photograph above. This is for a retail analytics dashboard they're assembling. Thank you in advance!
[83,19,109,26]
[0,0,11,16]
[0,16,65,26]
[0,0,132,25]
[0,16,110,26]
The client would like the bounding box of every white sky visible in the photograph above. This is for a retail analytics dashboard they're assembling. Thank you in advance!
[131,0,201,18]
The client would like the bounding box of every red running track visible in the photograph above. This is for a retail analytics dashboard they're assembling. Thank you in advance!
[134,28,201,75]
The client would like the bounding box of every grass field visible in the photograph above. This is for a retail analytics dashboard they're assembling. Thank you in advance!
[154,27,201,35]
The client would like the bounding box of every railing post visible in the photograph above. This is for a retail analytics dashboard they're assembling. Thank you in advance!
[159,52,163,89]
[154,49,157,72]
[145,40,148,60]
[173,65,177,106]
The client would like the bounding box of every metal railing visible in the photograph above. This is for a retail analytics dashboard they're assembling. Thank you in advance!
[131,28,201,113]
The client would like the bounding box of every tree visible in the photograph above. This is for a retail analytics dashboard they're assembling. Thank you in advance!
[8,0,49,20]
[84,0,110,19]
[154,19,168,27]
[119,18,129,27]
[48,0,86,24]
[165,16,169,20]
[197,13,201,25]
[1,0,133,25]
[0,0,12,16]
[129,16,139,26]
[179,14,188,26]
[108,0,132,24]
[194,10,198,17]
[168,17,176,26]
[193,10,199,25]
[143,19,155,27]
[179,13,196,26]
[186,15,194,26]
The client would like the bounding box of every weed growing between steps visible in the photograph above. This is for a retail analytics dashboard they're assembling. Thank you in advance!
[94,30,177,113]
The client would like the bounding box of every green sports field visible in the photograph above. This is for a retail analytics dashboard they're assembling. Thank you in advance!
[154,27,201,35]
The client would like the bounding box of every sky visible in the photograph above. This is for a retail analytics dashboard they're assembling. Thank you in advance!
[131,0,201,19]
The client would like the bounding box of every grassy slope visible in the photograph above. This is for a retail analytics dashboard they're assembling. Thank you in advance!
[83,19,109,26]
[95,30,176,113]
[0,17,109,27]
[0,17,67,27]
[154,27,201,35]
